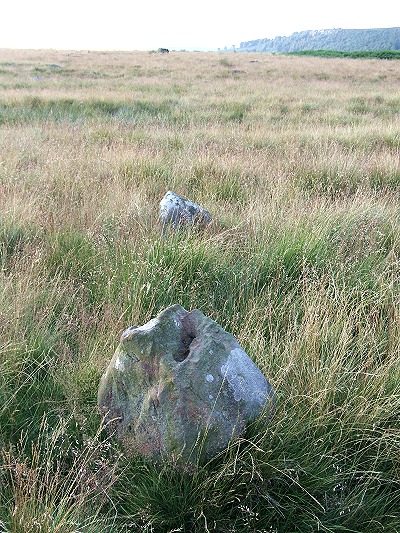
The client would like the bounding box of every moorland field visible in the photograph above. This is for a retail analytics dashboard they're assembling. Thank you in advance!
[0,48,399,532]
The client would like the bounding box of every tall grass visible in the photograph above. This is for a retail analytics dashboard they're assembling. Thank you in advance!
[0,48,399,531]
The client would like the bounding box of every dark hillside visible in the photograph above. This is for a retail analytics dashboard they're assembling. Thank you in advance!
[239,27,400,53]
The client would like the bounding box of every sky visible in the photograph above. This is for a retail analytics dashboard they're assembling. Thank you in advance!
[1,0,398,51]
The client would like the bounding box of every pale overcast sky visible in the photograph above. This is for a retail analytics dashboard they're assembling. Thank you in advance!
[1,0,398,51]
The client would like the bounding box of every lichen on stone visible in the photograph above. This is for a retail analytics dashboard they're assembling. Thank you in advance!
[98,304,275,465]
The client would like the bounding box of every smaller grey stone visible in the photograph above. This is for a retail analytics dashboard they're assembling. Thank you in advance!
[159,190,211,233]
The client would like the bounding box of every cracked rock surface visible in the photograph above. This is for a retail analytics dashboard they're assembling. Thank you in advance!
[98,304,275,464]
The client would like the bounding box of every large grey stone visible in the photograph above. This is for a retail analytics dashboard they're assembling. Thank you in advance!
[159,191,211,232]
[98,304,275,464]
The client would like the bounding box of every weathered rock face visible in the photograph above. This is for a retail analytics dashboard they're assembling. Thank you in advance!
[98,305,275,464]
[159,191,212,232]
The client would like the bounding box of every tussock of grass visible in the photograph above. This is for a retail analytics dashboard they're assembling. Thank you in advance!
[0,417,117,532]
[0,97,187,126]
[0,48,399,531]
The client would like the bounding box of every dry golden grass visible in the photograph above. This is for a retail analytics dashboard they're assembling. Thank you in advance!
[1,49,399,235]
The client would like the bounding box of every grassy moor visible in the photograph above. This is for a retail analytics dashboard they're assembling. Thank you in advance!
[0,48,399,532]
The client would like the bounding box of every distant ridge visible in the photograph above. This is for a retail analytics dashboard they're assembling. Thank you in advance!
[239,28,400,53]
